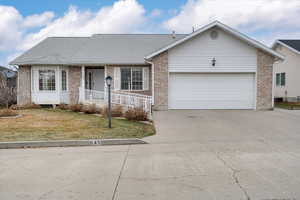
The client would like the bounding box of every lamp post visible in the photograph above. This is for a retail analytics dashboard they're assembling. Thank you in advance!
[105,76,112,128]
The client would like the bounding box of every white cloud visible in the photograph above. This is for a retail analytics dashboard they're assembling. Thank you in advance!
[0,6,22,51]
[163,0,300,34]
[0,0,146,65]
[19,0,146,51]
[22,11,55,28]
[0,6,56,53]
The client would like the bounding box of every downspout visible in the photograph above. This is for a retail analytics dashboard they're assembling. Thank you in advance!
[145,59,155,106]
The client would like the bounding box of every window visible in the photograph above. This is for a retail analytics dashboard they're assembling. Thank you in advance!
[276,73,286,86]
[121,67,143,90]
[39,70,55,91]
[61,70,67,91]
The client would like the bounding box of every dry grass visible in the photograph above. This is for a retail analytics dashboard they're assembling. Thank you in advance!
[0,109,18,117]
[0,109,155,142]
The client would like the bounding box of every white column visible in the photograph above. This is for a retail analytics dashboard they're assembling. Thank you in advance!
[79,65,85,103]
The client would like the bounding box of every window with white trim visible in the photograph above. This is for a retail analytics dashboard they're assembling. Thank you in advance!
[39,70,56,91]
[61,70,67,91]
[120,67,144,90]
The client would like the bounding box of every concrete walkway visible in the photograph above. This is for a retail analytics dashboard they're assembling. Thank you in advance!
[1,109,300,199]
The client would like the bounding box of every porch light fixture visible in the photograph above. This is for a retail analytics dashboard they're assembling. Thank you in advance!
[105,76,112,87]
[105,76,113,128]
[212,58,216,67]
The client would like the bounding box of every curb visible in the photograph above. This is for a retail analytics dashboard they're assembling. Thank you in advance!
[0,138,147,149]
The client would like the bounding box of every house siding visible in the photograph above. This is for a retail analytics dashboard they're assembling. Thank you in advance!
[168,28,257,73]
[153,51,168,110]
[273,45,300,101]
[105,65,152,96]
[17,65,31,105]
[68,66,81,104]
[257,50,275,110]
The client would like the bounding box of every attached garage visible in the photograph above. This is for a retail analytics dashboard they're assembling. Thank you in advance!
[169,73,255,109]
[146,21,284,111]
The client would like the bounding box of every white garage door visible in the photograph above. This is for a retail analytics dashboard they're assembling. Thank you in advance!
[169,73,255,109]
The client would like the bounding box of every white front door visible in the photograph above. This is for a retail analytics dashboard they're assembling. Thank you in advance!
[169,73,255,109]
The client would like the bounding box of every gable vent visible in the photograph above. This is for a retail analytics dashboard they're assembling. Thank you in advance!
[210,30,218,40]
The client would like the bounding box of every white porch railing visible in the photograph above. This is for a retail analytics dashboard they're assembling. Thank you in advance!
[79,87,152,113]
[111,91,152,113]
[85,89,105,101]
[79,87,105,104]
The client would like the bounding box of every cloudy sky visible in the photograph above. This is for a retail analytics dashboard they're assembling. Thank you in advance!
[1,0,300,67]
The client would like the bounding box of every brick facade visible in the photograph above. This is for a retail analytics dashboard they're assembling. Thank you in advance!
[152,51,168,110]
[105,65,152,96]
[17,65,31,105]
[257,50,275,110]
[68,66,81,104]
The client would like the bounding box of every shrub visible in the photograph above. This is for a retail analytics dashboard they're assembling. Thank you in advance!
[10,104,19,110]
[82,104,99,114]
[69,104,83,112]
[0,109,18,117]
[102,105,123,117]
[124,107,148,121]
[17,103,41,110]
[58,104,69,110]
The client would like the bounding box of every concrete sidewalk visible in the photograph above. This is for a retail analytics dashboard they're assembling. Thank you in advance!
[1,109,300,199]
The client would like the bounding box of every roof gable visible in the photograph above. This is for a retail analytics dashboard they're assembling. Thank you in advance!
[145,21,284,60]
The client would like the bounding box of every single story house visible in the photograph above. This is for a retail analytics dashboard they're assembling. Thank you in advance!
[10,21,283,111]
[272,40,300,102]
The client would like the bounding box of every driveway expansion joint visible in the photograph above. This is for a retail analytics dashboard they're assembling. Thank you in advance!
[112,145,130,200]
[215,153,251,200]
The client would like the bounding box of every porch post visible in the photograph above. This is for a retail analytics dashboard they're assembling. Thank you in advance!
[79,65,85,103]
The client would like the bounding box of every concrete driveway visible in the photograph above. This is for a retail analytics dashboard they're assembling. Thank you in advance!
[1,109,300,200]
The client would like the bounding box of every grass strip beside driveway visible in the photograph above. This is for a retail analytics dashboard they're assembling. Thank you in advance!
[275,102,300,110]
[0,109,155,142]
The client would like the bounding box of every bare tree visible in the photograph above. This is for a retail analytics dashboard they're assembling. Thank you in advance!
[0,73,16,108]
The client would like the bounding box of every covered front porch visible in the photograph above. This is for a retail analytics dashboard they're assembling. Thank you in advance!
[78,66,152,113]
[78,66,105,106]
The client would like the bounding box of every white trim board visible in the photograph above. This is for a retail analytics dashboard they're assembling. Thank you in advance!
[145,21,284,61]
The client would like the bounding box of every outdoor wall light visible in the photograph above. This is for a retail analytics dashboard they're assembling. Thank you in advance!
[105,76,113,128]
[212,58,216,67]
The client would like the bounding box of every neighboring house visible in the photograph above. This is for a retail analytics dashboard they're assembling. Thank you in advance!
[272,40,300,102]
[0,66,17,88]
[10,21,283,111]
[0,66,17,106]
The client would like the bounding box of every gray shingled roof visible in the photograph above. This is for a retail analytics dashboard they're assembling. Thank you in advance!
[10,34,186,65]
[279,40,300,52]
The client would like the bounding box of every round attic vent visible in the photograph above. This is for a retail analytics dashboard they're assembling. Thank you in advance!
[210,30,218,40]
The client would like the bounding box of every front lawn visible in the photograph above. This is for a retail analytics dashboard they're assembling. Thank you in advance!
[0,109,155,142]
[275,102,300,110]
